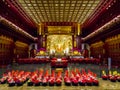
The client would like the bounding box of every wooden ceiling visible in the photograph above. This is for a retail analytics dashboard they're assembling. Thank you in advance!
[0,0,118,41]
[82,0,120,37]
[12,0,101,25]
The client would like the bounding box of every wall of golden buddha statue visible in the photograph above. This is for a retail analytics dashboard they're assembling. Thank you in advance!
[90,34,120,65]
[0,35,29,66]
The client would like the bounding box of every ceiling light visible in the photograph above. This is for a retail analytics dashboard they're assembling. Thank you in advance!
[91,7,95,9]
[88,4,91,6]
[33,4,37,6]
[61,4,64,6]
[8,5,10,7]
[43,1,47,3]
[78,1,82,3]
[44,4,48,6]
[55,4,58,6]
[82,4,86,6]
[28,4,31,6]
[89,1,94,3]
[71,4,75,6]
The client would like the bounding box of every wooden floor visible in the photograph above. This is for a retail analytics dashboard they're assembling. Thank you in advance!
[0,79,120,90]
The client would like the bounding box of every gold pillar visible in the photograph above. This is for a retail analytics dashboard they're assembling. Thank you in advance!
[77,23,80,35]
[74,35,76,47]
[38,23,42,35]
[43,35,45,47]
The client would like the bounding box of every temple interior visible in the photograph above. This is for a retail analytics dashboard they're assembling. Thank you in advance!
[0,0,120,90]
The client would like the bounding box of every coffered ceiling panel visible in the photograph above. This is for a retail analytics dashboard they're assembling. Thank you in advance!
[15,0,101,24]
